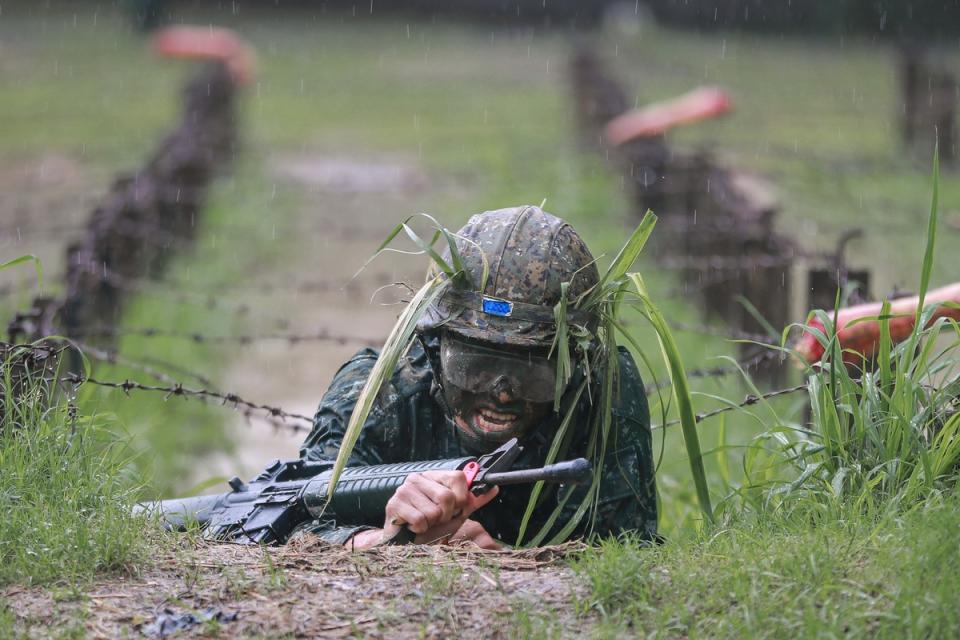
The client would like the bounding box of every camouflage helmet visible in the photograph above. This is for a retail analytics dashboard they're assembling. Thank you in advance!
[417,205,599,348]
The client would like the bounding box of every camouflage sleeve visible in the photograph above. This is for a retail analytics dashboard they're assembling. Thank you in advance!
[572,347,659,541]
[301,522,377,546]
[299,347,400,465]
[297,348,406,542]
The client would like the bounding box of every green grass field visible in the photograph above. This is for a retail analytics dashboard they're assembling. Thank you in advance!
[1,2,959,636]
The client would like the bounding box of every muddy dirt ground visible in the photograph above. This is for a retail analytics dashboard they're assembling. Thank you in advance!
[2,540,588,638]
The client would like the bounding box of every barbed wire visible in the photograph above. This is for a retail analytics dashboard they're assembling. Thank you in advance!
[660,269,741,300]
[653,383,809,431]
[645,348,785,396]
[62,372,314,431]
[668,320,780,345]
[0,215,370,249]
[138,354,219,388]
[744,142,902,171]
[1,342,73,359]
[52,338,308,435]
[66,325,383,346]
[238,407,312,437]
[0,210,264,251]
[197,276,364,297]
[78,263,364,306]
[0,339,220,395]
[654,254,804,271]
[75,340,217,388]
[65,360,806,437]
[77,264,263,320]
[62,327,386,346]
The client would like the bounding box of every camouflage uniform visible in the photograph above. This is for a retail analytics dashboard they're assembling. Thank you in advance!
[299,337,658,546]
[300,205,659,546]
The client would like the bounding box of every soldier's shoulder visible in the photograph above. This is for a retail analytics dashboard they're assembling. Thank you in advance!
[322,347,381,397]
[615,346,644,387]
[390,339,436,396]
[613,345,650,429]
[332,347,380,376]
[330,341,434,401]
[363,340,435,447]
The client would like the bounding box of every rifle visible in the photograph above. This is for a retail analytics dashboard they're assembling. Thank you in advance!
[137,438,591,545]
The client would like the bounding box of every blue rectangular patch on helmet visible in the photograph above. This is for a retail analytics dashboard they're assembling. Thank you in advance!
[481,297,513,317]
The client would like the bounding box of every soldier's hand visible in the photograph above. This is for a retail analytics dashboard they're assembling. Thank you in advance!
[344,471,499,550]
[382,470,499,542]
[449,519,502,550]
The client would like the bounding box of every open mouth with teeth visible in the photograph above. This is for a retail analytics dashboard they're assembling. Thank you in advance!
[471,406,521,433]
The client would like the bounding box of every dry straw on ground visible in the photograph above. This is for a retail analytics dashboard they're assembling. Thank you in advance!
[3,539,590,639]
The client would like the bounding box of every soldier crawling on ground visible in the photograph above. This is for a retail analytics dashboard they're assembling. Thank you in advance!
[297,205,658,549]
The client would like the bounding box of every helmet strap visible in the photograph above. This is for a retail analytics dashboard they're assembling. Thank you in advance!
[419,334,456,419]
[430,379,455,419]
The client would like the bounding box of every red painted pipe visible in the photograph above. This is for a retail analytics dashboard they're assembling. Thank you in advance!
[151,26,256,86]
[604,87,732,145]
[795,282,960,365]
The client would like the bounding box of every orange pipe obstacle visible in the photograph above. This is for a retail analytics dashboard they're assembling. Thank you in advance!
[603,87,732,145]
[795,282,960,366]
[151,26,256,86]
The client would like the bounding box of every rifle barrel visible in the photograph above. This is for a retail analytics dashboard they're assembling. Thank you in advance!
[482,458,591,486]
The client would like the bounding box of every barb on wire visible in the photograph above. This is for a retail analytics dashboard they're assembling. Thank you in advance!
[153,272,362,297]
[1,342,74,360]
[238,406,309,437]
[74,340,217,388]
[74,264,367,333]
[64,372,313,431]
[67,326,383,347]
[645,348,785,396]
[69,259,368,301]
[655,254,805,271]
[137,354,219,388]
[668,320,779,345]
[653,383,808,431]
[661,269,742,300]
[0,342,75,396]
[77,263,259,319]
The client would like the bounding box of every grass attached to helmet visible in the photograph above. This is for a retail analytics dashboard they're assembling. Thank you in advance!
[326,207,711,545]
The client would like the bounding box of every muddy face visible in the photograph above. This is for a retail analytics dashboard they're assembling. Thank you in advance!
[443,379,552,454]
[438,334,557,453]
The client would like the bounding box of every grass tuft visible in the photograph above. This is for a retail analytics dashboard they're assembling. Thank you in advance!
[572,493,960,638]
[0,354,150,586]
[721,151,960,520]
